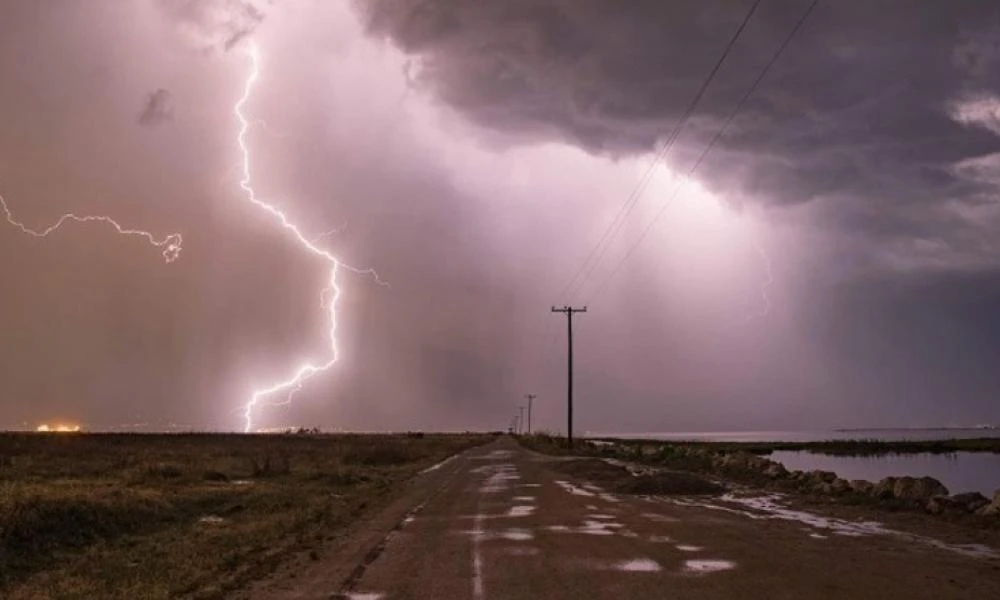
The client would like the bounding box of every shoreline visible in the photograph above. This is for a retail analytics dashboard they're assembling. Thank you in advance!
[592,436,1000,456]
[522,434,1000,524]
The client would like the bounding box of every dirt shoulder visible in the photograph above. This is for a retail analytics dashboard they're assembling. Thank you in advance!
[520,436,1000,553]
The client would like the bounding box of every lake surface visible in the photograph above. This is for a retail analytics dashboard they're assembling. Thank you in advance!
[770,451,1000,497]
[594,429,1000,443]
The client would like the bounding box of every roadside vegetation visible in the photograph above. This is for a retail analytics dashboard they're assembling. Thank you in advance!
[0,432,486,599]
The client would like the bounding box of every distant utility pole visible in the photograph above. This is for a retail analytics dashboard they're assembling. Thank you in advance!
[524,394,536,434]
[551,305,586,447]
[518,406,525,435]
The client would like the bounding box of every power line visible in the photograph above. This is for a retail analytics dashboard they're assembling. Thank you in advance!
[551,305,587,447]
[554,0,764,304]
[524,393,536,434]
[587,0,819,301]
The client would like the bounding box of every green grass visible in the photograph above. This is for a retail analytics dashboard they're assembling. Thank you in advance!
[0,432,487,599]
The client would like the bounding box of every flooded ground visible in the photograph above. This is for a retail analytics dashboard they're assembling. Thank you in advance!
[770,451,1000,496]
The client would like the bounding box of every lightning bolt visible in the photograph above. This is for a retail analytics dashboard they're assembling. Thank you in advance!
[236,42,385,433]
[1,195,183,263]
[746,237,773,321]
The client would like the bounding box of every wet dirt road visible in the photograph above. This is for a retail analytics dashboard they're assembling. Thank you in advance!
[248,438,1000,599]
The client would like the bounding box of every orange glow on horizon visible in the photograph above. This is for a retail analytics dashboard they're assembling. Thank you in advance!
[36,424,81,433]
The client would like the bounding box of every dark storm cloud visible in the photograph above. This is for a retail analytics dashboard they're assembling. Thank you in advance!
[807,269,1000,425]
[156,0,268,53]
[362,0,1000,269]
[138,88,174,127]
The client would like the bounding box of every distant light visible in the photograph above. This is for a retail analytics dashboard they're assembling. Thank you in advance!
[36,424,80,433]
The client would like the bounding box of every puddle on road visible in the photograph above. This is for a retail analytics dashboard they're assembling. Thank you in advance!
[421,455,456,474]
[547,518,624,536]
[501,546,541,556]
[666,494,999,560]
[477,464,521,493]
[684,560,736,574]
[615,558,662,572]
[499,528,533,541]
[478,450,513,460]
[198,515,225,525]
[513,495,536,502]
[555,480,596,497]
[641,512,680,523]
[507,505,536,518]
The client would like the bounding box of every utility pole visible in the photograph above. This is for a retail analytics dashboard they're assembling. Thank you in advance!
[551,305,586,447]
[524,394,536,434]
[518,406,525,435]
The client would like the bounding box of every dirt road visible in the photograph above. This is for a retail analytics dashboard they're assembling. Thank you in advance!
[247,438,1000,599]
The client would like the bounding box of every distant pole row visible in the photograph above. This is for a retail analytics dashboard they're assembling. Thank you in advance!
[514,308,585,445]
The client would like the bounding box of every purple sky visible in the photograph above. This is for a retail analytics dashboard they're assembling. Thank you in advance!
[1,1,999,433]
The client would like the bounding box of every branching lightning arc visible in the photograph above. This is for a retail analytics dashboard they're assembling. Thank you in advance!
[747,239,773,320]
[1,40,383,433]
[236,42,386,433]
[0,195,183,263]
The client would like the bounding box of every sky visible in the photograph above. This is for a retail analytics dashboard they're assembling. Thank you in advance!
[1,0,999,433]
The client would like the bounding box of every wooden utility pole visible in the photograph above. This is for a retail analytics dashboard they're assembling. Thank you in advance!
[518,406,525,435]
[551,306,586,447]
[524,394,536,434]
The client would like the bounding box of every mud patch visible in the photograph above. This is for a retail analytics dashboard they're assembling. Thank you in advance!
[615,472,723,496]
[550,458,631,483]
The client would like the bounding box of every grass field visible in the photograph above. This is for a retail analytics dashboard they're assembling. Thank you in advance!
[0,432,487,599]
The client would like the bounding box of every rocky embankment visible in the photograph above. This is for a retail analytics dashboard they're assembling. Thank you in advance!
[583,441,1000,520]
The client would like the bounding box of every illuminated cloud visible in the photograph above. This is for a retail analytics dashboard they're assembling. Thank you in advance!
[364,0,1000,272]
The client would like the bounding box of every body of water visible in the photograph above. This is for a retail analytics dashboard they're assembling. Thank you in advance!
[593,429,1000,443]
[770,451,1000,497]
[591,429,1000,497]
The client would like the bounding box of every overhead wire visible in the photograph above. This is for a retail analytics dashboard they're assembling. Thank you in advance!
[585,0,819,302]
[553,0,764,305]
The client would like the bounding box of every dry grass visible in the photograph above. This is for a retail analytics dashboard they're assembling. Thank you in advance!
[0,432,486,599]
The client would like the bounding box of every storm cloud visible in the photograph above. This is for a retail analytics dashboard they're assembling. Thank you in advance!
[156,0,269,53]
[138,88,174,127]
[363,0,1000,272]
